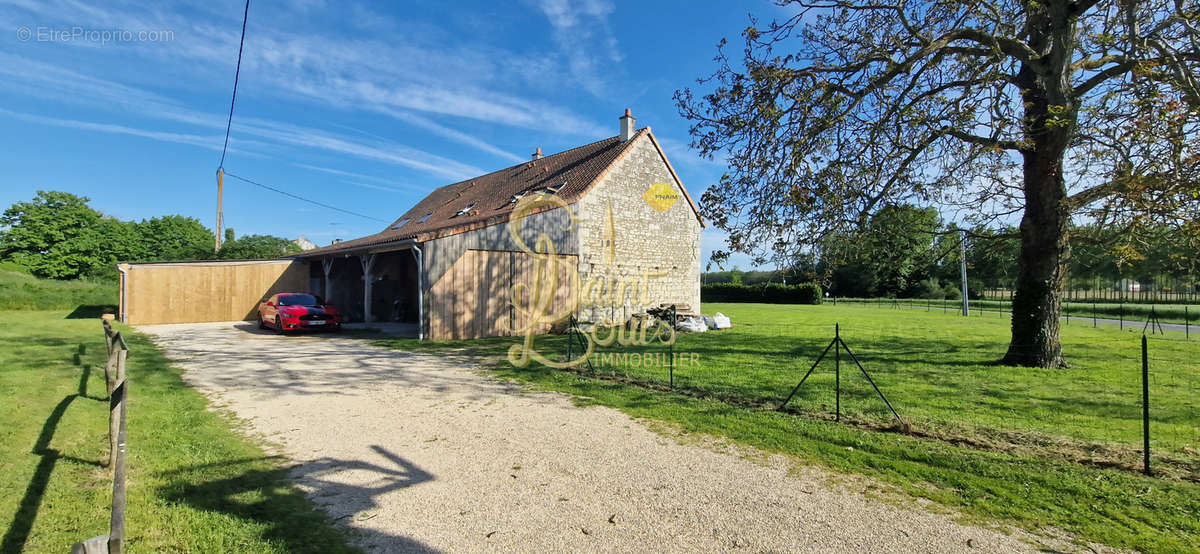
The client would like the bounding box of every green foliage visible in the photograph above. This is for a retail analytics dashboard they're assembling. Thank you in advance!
[218,234,302,260]
[913,278,946,299]
[704,268,808,285]
[136,215,214,261]
[701,282,822,304]
[0,191,302,276]
[0,191,142,279]
[862,205,939,296]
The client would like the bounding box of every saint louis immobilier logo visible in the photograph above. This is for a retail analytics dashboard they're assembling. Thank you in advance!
[504,193,678,369]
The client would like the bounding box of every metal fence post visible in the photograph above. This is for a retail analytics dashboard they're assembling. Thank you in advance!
[1142,335,1150,476]
[669,306,676,389]
[834,323,841,423]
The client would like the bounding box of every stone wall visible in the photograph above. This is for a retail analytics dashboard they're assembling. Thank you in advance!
[573,133,702,323]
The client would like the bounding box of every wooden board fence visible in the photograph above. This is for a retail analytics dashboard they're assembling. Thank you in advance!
[119,259,308,325]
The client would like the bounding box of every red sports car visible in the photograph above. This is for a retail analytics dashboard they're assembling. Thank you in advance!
[258,293,342,332]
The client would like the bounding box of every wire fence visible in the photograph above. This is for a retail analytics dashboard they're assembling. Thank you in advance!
[558,315,1199,480]
[830,296,1197,338]
[984,276,1200,304]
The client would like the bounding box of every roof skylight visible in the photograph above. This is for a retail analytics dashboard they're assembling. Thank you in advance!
[417,212,433,223]
[454,203,477,217]
[389,218,410,230]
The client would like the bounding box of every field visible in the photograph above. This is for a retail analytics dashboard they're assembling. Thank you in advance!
[0,310,357,553]
[594,303,1199,466]
[0,264,116,313]
[378,302,1200,552]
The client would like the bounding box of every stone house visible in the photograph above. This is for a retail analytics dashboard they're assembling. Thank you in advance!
[294,110,704,340]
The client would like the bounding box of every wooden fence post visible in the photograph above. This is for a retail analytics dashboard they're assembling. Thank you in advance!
[108,347,126,468]
[108,374,127,554]
[75,323,130,554]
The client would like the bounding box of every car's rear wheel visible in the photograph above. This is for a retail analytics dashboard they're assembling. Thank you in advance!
[274,316,283,334]
[258,314,267,329]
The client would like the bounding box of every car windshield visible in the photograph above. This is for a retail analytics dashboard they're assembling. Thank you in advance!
[279,294,321,306]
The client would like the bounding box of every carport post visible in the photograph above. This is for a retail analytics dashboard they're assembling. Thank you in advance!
[361,254,376,323]
[322,258,334,303]
[411,245,424,340]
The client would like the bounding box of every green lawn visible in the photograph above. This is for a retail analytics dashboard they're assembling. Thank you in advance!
[0,311,359,553]
[588,303,1200,468]
[377,302,1200,553]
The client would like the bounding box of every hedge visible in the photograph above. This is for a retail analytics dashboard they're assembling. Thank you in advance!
[701,282,823,304]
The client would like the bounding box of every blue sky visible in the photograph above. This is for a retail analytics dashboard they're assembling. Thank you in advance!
[0,0,797,270]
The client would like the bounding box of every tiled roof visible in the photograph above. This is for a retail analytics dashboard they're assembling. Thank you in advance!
[298,128,695,257]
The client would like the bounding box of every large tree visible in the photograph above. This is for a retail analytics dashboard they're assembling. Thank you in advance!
[677,0,1200,367]
[218,233,301,260]
[136,215,214,261]
[0,190,144,279]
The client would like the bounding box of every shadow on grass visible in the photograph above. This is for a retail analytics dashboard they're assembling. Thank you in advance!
[65,305,117,319]
[158,445,438,553]
[1,362,105,554]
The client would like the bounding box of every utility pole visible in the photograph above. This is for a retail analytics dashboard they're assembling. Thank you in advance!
[960,229,969,316]
[215,168,224,252]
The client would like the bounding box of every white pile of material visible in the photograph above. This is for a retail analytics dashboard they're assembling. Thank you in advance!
[676,316,708,333]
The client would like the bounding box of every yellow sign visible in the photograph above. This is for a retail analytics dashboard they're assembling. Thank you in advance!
[643,182,680,212]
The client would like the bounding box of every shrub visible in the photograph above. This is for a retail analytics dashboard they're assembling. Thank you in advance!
[913,278,944,299]
[941,284,962,300]
[701,282,822,304]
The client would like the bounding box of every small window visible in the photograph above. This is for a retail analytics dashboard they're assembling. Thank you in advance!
[509,191,527,204]
[389,218,410,230]
[545,183,563,194]
[454,203,476,217]
[417,212,433,223]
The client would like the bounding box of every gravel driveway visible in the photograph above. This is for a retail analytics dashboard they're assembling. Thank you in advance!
[142,322,1073,553]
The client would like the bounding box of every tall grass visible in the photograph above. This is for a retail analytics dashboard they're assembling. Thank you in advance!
[0,263,116,311]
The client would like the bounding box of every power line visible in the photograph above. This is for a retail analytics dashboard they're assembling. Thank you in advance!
[218,0,250,169]
[223,171,388,222]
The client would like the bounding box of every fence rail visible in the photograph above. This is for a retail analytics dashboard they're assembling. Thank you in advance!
[72,320,129,554]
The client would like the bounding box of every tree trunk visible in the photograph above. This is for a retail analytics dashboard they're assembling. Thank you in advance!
[1002,151,1070,368]
[1004,3,1075,368]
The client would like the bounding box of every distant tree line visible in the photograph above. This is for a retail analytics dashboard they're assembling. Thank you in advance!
[705,203,1198,299]
[0,191,301,280]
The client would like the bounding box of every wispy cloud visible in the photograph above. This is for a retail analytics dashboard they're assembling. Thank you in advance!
[292,163,429,193]
[375,108,525,164]
[2,0,608,138]
[0,52,486,182]
[527,0,623,97]
[0,106,224,152]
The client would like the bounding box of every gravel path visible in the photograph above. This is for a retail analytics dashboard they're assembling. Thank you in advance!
[142,322,1076,553]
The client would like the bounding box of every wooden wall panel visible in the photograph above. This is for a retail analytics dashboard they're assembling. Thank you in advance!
[427,249,576,340]
[123,260,307,325]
